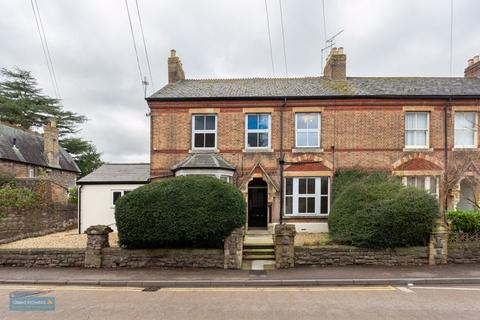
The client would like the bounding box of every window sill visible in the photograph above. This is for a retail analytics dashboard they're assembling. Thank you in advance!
[243,148,274,153]
[189,149,219,153]
[403,147,433,152]
[284,214,329,219]
[292,148,324,153]
[452,147,480,151]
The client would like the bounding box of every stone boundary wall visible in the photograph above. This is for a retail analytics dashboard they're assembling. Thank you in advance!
[0,204,77,244]
[0,249,84,267]
[295,245,428,266]
[448,242,480,264]
[101,248,224,268]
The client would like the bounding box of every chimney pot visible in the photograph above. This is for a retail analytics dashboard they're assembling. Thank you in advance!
[170,49,176,57]
[468,59,474,66]
[474,55,480,63]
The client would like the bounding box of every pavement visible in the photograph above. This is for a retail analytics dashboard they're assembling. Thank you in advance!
[0,264,479,287]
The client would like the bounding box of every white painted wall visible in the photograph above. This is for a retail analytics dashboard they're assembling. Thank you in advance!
[79,184,145,233]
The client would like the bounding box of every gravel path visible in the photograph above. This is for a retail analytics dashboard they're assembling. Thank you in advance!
[0,230,119,249]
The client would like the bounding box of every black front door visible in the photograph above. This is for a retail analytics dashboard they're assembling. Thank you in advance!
[248,180,268,228]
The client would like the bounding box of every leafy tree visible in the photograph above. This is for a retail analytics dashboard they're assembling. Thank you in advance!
[0,67,103,176]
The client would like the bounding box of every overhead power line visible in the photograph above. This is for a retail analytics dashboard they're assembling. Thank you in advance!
[30,0,61,99]
[124,0,145,87]
[264,0,275,77]
[322,0,327,43]
[278,0,288,76]
[449,0,454,76]
[134,0,154,88]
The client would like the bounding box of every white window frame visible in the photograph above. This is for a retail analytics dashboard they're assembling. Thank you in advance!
[402,176,439,198]
[111,190,131,206]
[245,114,271,150]
[284,176,330,216]
[192,114,217,150]
[295,113,321,148]
[405,112,429,149]
[454,111,478,148]
[28,167,35,178]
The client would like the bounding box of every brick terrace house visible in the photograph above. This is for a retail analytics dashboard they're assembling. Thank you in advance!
[146,49,480,233]
[0,119,79,203]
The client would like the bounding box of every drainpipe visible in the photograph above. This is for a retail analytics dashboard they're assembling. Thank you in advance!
[77,184,82,234]
[443,98,451,223]
[279,98,287,225]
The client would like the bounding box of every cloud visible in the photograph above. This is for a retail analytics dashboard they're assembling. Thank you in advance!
[1,0,478,162]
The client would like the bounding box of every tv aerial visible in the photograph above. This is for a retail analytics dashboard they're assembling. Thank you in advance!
[321,29,344,74]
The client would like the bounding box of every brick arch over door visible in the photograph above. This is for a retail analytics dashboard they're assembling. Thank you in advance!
[392,154,443,175]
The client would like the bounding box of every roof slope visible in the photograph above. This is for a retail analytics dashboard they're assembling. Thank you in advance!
[148,77,480,100]
[77,163,150,184]
[172,153,235,171]
[0,124,79,172]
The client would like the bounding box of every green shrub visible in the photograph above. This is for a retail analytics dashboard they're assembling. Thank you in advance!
[0,171,15,188]
[0,187,38,208]
[115,176,246,248]
[329,172,438,248]
[447,210,480,233]
[68,187,78,205]
[331,169,369,202]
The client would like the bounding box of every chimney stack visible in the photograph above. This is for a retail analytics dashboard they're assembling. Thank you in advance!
[43,118,59,168]
[465,54,480,78]
[323,47,347,80]
[168,49,185,83]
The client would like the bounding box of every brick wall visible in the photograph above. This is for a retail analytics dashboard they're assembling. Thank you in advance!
[0,204,77,244]
[295,245,429,266]
[149,98,480,216]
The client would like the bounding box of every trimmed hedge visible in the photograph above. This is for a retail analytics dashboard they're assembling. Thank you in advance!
[447,210,480,233]
[115,176,245,248]
[329,171,438,248]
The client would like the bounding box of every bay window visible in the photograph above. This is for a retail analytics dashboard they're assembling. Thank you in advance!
[285,177,329,215]
[403,176,439,197]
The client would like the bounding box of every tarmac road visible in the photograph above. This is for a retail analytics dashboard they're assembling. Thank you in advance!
[0,284,480,320]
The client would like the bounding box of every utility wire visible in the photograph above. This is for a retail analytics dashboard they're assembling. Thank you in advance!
[30,0,61,99]
[322,0,327,44]
[134,0,154,88]
[449,0,454,76]
[124,0,145,86]
[278,0,288,76]
[264,0,275,77]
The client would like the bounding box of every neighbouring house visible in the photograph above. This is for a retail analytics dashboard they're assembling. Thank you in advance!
[145,49,480,233]
[0,119,79,203]
[77,163,150,233]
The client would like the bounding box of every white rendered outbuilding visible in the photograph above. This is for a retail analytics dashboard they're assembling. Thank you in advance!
[77,163,149,233]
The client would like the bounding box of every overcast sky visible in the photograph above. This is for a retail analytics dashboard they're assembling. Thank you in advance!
[1,0,478,162]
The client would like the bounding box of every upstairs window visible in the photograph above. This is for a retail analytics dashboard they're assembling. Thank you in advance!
[192,115,216,149]
[405,112,429,148]
[295,113,320,148]
[246,114,271,149]
[454,112,477,148]
[285,177,329,215]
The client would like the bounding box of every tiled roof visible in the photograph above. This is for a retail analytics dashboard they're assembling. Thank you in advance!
[0,124,79,172]
[285,162,331,172]
[171,153,235,171]
[395,158,442,171]
[149,77,480,100]
[77,163,150,184]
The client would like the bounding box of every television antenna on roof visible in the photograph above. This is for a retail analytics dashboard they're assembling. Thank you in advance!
[321,29,344,74]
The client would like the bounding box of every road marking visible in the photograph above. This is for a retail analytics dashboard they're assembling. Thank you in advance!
[161,286,396,293]
[0,285,143,292]
[396,287,414,293]
[413,286,480,292]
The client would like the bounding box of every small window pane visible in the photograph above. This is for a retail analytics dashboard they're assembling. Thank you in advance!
[113,191,122,205]
[194,133,204,148]
[194,116,204,130]
[286,178,293,195]
[309,114,319,129]
[307,132,319,147]
[417,113,428,129]
[286,197,293,214]
[405,113,415,129]
[205,116,215,130]
[297,113,309,129]
[307,197,315,213]
[321,177,328,195]
[247,115,258,130]
[258,115,269,129]
[407,177,415,186]
[124,191,130,195]
[297,132,308,147]
[416,131,427,146]
[429,177,437,194]
[298,197,307,213]
[258,133,269,147]
[247,133,257,147]
[307,178,315,194]
[205,133,215,148]
[320,196,328,214]
[299,179,307,194]
[405,131,415,146]
[416,177,425,189]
